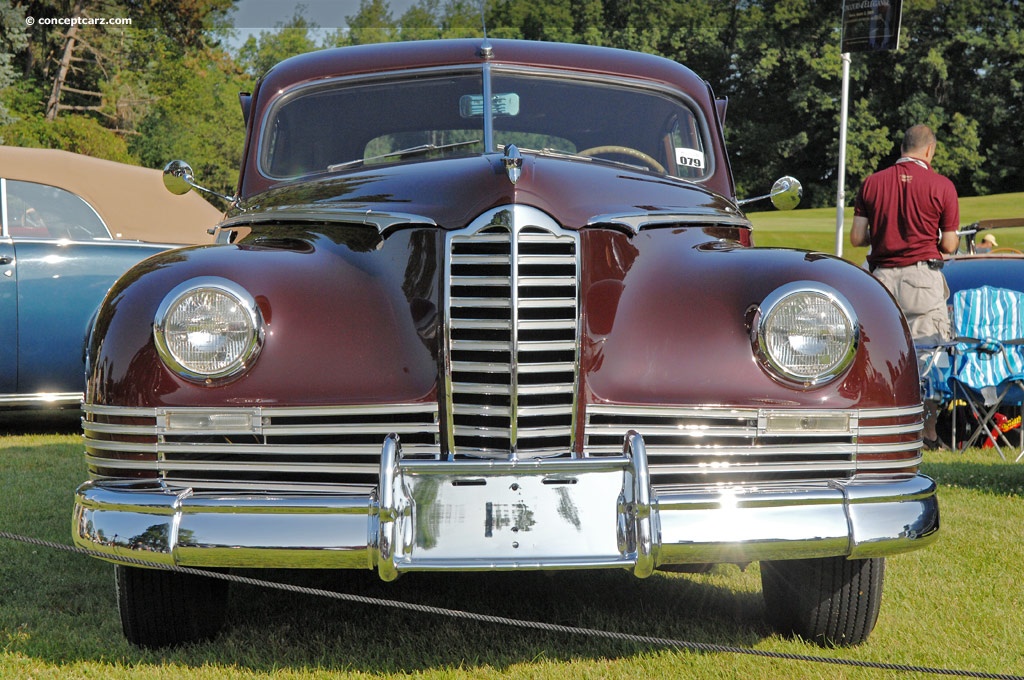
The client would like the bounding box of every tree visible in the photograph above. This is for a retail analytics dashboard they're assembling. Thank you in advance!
[489,0,589,43]
[341,0,397,46]
[397,0,443,41]
[130,44,250,201]
[0,0,28,138]
[237,7,320,78]
[4,0,238,165]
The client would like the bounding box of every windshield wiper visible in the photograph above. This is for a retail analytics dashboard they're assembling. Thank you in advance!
[328,139,481,172]
[513,146,651,172]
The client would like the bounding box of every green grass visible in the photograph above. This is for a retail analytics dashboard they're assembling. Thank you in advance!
[748,191,1024,265]
[2,429,1024,679]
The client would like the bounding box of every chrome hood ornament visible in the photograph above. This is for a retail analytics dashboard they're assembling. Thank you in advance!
[503,144,523,184]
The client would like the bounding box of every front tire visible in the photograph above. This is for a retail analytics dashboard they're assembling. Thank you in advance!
[116,565,229,648]
[760,556,884,646]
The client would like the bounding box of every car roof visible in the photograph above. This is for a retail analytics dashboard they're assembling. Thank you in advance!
[0,145,222,244]
[260,39,710,91]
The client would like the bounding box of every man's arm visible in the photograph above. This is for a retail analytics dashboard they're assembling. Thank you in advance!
[851,216,871,248]
[938,229,959,255]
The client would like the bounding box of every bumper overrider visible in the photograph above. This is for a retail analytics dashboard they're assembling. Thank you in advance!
[73,431,939,578]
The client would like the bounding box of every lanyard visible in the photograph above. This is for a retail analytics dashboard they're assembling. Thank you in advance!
[895,156,929,170]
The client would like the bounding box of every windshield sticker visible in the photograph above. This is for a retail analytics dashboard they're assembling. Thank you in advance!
[675,148,705,170]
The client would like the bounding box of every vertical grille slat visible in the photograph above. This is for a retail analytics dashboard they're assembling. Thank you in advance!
[446,207,580,460]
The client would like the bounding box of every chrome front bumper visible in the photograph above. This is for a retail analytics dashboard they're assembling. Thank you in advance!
[72,433,939,577]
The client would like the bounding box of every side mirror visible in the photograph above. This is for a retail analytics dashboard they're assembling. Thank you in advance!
[162,160,238,207]
[738,176,803,211]
[162,160,195,195]
[768,176,802,211]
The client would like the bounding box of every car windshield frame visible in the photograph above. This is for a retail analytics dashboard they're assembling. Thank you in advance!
[257,63,714,184]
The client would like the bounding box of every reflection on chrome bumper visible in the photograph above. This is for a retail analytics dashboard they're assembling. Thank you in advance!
[0,391,81,408]
[73,433,939,577]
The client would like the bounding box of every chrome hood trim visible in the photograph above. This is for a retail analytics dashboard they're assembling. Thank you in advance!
[218,207,436,236]
[588,207,748,233]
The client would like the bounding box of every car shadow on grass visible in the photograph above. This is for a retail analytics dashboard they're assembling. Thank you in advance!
[158,567,771,673]
[0,409,81,436]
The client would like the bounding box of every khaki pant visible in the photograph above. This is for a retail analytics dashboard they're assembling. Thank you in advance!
[873,262,952,404]
[872,262,952,345]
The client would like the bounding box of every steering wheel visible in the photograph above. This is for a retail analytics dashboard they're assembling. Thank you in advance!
[988,247,1024,255]
[577,145,666,173]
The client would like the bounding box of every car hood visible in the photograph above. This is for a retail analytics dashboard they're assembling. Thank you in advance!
[228,153,745,233]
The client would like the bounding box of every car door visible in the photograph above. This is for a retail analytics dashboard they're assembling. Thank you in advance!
[0,179,17,396]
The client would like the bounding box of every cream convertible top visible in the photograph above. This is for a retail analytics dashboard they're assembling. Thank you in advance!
[1,146,222,244]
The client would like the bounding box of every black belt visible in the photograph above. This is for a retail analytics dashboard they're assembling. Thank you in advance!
[870,259,944,272]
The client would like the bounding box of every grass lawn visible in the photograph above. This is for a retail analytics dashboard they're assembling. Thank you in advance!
[2,426,1023,679]
[747,191,1024,265]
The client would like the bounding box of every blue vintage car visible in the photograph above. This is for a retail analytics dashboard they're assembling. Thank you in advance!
[943,218,1024,296]
[0,146,221,410]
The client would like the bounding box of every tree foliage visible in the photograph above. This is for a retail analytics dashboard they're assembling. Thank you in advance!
[0,0,1021,208]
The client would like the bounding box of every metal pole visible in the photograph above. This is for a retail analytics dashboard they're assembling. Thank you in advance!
[835,52,851,257]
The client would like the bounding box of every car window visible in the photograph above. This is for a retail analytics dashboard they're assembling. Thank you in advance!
[5,179,111,240]
[261,68,709,181]
[262,72,486,178]
[489,72,709,180]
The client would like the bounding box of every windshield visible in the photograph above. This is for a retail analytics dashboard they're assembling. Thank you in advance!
[260,68,709,182]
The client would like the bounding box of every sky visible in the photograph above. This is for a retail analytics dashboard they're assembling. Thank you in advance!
[226,0,419,48]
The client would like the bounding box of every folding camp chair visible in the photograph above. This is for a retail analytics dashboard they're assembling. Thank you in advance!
[946,286,1024,460]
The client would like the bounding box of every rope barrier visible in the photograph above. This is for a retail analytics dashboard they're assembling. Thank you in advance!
[1,530,1021,680]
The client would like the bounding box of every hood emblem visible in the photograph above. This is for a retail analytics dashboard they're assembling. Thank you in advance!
[503,144,523,184]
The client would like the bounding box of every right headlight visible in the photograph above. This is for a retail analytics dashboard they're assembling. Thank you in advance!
[153,277,264,383]
[752,282,859,387]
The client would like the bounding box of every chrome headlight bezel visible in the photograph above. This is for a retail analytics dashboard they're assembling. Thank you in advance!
[752,282,859,388]
[153,277,264,383]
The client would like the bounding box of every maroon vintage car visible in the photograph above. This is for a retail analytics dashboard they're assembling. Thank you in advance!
[73,39,938,648]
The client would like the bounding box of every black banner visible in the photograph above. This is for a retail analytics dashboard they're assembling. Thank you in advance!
[841,0,903,53]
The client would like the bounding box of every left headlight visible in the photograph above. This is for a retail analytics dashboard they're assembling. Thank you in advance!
[153,277,264,382]
[752,282,859,387]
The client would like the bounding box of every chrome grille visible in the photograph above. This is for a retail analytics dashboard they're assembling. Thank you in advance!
[585,404,923,487]
[445,206,579,459]
[82,403,439,493]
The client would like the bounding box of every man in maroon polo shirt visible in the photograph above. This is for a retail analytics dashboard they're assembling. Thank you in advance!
[851,124,960,449]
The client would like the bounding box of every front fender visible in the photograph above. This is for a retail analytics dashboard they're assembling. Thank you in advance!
[87,227,441,407]
[579,228,917,410]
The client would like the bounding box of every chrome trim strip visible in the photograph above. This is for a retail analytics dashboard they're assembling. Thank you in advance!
[0,177,7,234]
[586,403,923,476]
[84,402,439,419]
[82,402,440,488]
[481,62,494,154]
[587,208,749,232]
[0,392,82,407]
[217,208,436,236]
